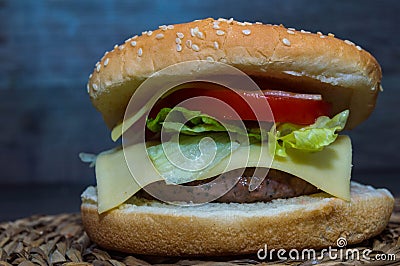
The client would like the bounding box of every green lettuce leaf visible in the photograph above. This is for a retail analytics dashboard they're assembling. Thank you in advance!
[147,107,225,134]
[147,107,266,141]
[269,110,349,157]
[147,107,349,158]
[147,133,239,184]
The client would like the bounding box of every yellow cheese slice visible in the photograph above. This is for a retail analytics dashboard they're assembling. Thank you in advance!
[95,136,351,213]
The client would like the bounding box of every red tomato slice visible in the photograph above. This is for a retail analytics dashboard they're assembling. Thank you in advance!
[150,88,331,125]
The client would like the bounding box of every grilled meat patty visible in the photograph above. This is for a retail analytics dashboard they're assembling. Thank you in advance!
[137,168,319,203]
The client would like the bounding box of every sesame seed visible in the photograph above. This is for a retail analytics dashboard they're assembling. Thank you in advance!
[89,74,92,79]
[176,44,182,52]
[328,33,335,37]
[114,44,118,49]
[288,27,296,31]
[118,45,125,50]
[206,56,214,62]
[213,21,220,29]
[156,33,164,39]
[196,31,204,39]
[214,41,219,49]
[142,31,147,35]
[175,38,181,44]
[86,84,90,93]
[282,38,291,46]
[227,18,234,24]
[92,84,98,91]
[177,32,184,39]
[255,22,262,25]
[379,85,384,92]
[192,44,200,52]
[216,30,225,36]
[190,28,195,37]
[287,30,295,34]
[96,64,101,72]
[186,40,192,48]
[130,41,137,47]
[159,25,167,30]
[237,22,246,26]
[147,31,153,36]
[104,58,109,66]
[138,48,143,57]
[356,45,362,51]
[104,51,109,56]
[317,31,323,35]
[218,18,227,22]
[167,25,174,29]
[132,35,138,39]
[320,35,326,38]
[344,40,354,46]
[301,30,310,33]
[244,21,252,25]
[242,29,251,35]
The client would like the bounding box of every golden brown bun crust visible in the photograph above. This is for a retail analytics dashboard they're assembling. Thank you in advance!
[87,18,382,130]
[81,182,394,256]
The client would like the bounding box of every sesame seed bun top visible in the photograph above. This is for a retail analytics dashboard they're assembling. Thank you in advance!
[87,18,382,129]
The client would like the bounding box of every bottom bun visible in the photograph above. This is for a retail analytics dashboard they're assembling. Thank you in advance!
[80,182,394,256]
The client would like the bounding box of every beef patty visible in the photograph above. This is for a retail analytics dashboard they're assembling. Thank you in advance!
[136,168,319,203]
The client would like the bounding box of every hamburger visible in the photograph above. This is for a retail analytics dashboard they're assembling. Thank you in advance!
[80,18,394,256]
